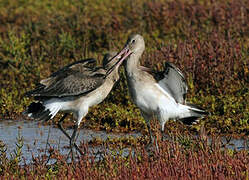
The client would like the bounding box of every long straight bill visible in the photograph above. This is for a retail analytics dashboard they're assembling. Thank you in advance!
[106,46,132,75]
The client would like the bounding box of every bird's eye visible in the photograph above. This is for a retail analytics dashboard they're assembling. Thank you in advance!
[131,39,136,44]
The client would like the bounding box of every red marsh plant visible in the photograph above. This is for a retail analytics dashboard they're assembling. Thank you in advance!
[0,134,248,179]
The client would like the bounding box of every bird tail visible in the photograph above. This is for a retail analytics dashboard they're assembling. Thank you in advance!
[178,103,208,125]
[23,102,52,121]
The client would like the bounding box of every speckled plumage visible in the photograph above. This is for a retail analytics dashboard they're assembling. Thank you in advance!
[26,59,107,97]
[24,51,126,158]
[25,52,123,121]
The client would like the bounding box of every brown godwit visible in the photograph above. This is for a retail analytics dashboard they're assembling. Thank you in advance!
[24,50,130,159]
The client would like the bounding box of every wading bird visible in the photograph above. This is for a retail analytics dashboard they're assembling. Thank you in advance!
[118,34,207,148]
[24,51,130,159]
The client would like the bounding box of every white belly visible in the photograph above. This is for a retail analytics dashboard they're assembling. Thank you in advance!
[44,79,115,119]
[130,81,180,118]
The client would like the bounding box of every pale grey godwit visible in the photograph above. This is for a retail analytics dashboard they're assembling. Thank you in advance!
[118,34,207,148]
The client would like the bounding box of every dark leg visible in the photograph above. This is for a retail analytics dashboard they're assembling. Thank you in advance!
[58,113,71,139]
[57,114,84,158]
[69,124,78,161]
[147,122,153,144]
[160,125,168,142]
[146,122,159,152]
[70,124,84,155]
[141,112,158,152]
[161,129,164,141]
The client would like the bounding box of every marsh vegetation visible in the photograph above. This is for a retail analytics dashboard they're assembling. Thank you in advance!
[0,0,248,178]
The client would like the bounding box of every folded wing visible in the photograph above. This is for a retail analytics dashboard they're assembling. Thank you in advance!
[26,58,106,97]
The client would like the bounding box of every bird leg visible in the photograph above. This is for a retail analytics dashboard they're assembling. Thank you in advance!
[146,122,159,152]
[141,112,159,152]
[69,124,79,161]
[160,130,165,141]
[57,114,84,159]
[58,113,71,139]
[147,122,153,144]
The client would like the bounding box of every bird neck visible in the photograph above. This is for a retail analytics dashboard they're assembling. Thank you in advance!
[106,67,119,82]
[124,53,141,76]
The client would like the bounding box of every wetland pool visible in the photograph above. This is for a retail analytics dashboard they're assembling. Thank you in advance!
[0,119,248,164]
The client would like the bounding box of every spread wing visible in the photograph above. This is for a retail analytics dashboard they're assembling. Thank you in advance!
[26,58,106,97]
[156,62,188,104]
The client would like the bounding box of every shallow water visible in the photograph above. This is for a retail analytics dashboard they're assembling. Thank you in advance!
[0,119,141,163]
[0,119,248,164]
